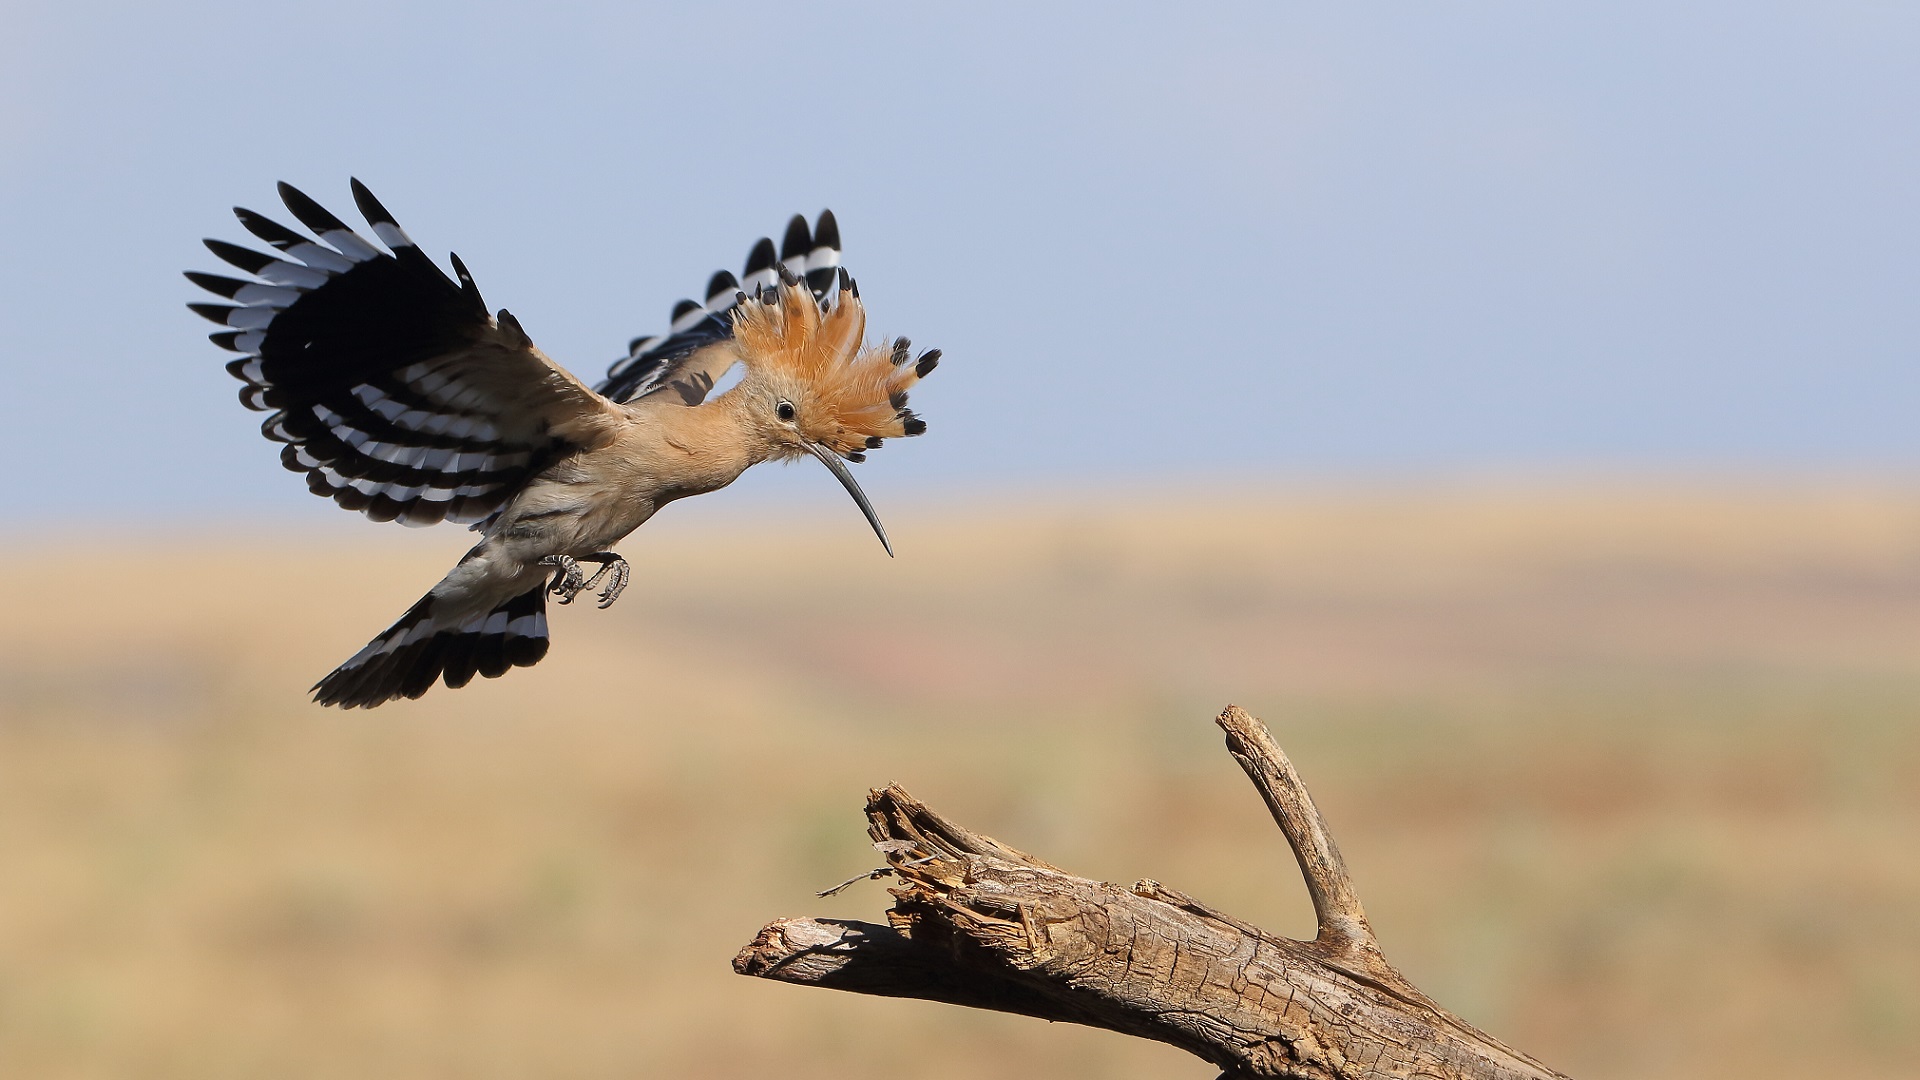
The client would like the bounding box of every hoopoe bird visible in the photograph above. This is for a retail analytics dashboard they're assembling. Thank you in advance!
[188,180,938,708]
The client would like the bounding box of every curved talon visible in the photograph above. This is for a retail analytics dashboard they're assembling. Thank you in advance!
[574,552,631,609]
[541,554,586,604]
[594,558,630,608]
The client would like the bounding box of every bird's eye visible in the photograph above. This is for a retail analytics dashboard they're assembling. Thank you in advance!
[775,400,796,422]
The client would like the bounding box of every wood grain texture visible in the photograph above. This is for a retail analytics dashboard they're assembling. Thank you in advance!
[735,706,1573,1080]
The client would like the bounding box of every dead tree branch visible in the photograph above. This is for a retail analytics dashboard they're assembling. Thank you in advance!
[734,705,1571,1080]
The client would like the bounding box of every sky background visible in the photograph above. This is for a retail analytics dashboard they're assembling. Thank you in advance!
[2,2,1917,526]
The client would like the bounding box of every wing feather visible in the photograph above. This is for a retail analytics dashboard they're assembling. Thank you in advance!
[596,210,843,405]
[190,180,623,528]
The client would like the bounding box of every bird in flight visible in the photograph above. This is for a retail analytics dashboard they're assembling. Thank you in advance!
[188,180,938,708]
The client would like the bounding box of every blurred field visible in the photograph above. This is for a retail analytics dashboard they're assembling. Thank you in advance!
[1,482,1917,1080]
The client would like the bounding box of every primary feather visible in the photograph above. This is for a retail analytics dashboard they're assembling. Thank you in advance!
[193,180,621,527]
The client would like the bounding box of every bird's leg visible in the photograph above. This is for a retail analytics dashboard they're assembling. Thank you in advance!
[574,552,631,609]
[541,554,588,604]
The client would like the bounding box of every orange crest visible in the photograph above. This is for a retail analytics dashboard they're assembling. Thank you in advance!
[731,278,937,458]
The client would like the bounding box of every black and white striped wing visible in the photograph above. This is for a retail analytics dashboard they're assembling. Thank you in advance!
[190,180,623,527]
[596,210,844,404]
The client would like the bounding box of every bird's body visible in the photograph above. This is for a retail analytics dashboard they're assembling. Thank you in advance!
[189,181,937,707]
[488,393,763,559]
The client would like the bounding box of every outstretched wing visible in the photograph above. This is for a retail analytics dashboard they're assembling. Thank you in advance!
[596,211,843,404]
[190,181,624,527]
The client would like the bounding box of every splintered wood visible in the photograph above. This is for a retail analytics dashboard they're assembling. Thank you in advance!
[733,706,1572,1080]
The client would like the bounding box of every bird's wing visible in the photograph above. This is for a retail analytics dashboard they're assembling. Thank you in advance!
[190,181,626,528]
[596,211,843,404]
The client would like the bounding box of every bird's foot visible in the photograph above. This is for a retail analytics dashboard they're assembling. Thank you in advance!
[541,554,587,604]
[577,552,631,609]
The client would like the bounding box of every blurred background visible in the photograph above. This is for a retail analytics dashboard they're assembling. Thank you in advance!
[2,3,1917,1078]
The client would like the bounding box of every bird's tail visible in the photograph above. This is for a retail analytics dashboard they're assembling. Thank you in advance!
[311,584,550,709]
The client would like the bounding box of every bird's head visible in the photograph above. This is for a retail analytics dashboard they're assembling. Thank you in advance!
[727,272,938,557]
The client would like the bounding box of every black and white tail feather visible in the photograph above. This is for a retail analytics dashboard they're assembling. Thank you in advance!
[189,180,870,708]
[311,586,550,708]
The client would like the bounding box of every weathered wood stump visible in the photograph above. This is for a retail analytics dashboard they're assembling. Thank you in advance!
[733,705,1572,1080]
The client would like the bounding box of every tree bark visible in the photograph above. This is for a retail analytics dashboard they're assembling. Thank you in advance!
[734,705,1572,1080]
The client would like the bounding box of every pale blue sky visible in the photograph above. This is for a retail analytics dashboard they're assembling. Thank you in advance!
[3,2,1917,523]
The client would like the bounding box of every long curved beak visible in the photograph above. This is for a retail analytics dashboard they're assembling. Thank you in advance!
[805,441,894,557]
